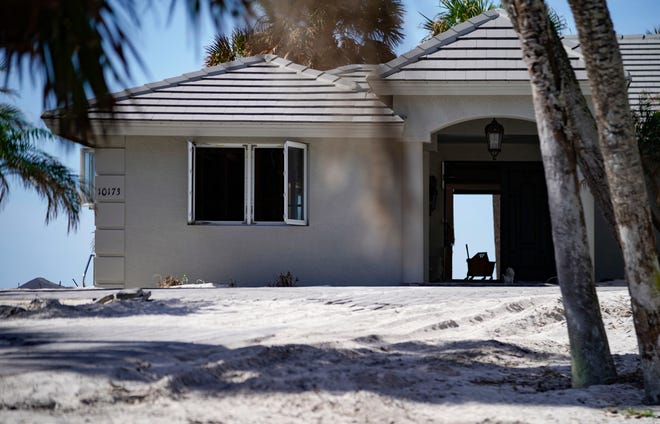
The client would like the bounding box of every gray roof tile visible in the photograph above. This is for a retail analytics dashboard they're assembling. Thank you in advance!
[378,9,588,83]
[563,34,660,108]
[85,55,401,125]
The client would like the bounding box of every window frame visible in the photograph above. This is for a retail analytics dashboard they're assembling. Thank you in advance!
[250,144,287,225]
[188,141,308,226]
[284,141,308,226]
[80,148,95,207]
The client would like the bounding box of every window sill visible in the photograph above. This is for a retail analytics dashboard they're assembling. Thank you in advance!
[188,221,295,226]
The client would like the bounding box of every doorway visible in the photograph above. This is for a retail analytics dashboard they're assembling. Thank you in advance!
[445,184,500,280]
[453,193,500,280]
[442,161,556,282]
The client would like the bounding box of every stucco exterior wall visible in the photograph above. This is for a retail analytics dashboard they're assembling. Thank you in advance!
[394,95,537,142]
[92,137,127,287]
[110,136,405,287]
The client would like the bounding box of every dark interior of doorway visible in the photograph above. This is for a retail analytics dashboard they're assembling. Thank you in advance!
[443,161,556,283]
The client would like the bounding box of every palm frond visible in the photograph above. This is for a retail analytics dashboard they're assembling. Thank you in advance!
[0,103,80,231]
[0,0,251,143]
[236,0,404,69]
[547,6,568,35]
[204,25,262,66]
[422,0,496,40]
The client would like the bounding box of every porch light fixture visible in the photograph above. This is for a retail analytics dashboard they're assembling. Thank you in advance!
[485,118,504,160]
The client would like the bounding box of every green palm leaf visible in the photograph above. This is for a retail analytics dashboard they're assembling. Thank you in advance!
[422,0,496,41]
[0,104,80,231]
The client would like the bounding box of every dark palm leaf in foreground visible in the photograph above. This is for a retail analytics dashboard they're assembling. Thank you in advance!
[0,0,250,144]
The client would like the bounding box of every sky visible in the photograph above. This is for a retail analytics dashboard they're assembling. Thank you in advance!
[1,1,659,288]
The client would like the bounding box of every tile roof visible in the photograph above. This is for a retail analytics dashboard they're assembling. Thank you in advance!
[564,34,660,109]
[80,55,402,124]
[44,11,657,134]
[376,8,658,109]
[375,9,587,82]
[327,64,379,90]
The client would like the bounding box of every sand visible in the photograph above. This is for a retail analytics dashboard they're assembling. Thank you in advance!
[0,285,657,423]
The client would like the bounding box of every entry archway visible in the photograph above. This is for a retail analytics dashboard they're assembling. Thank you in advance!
[427,118,556,282]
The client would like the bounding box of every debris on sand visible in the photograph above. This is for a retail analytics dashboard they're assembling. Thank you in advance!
[95,289,152,305]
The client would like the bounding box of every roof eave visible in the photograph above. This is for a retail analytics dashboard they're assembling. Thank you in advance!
[42,119,405,145]
[369,80,592,96]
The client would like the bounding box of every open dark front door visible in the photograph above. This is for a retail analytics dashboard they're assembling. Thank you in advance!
[444,161,556,282]
[500,163,556,281]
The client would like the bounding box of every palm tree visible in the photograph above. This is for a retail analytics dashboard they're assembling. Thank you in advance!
[421,0,566,41]
[0,0,250,143]
[0,100,80,231]
[205,0,405,70]
[422,0,496,39]
[205,24,271,66]
[0,0,247,229]
[633,94,660,234]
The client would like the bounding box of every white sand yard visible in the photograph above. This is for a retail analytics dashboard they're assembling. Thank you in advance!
[0,285,657,423]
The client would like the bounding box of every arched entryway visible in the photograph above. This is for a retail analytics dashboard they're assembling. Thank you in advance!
[427,118,556,282]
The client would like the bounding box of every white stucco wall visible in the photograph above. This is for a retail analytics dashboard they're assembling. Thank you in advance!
[110,136,406,287]
[394,95,537,142]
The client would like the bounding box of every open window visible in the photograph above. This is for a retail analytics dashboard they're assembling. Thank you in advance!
[80,148,95,207]
[188,141,308,225]
[284,141,307,225]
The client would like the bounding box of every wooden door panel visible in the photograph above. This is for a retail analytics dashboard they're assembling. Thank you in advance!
[500,163,556,282]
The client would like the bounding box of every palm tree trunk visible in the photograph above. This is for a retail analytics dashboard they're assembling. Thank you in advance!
[502,0,617,387]
[568,0,660,404]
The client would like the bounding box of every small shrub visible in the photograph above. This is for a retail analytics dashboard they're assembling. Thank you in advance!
[270,271,298,287]
[625,408,655,418]
[159,275,181,288]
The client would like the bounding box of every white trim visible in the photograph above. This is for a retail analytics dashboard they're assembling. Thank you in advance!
[187,141,194,223]
[188,144,248,224]
[245,145,252,225]
[43,120,404,143]
[80,148,95,208]
[284,141,308,225]
[251,144,285,225]
[369,80,592,96]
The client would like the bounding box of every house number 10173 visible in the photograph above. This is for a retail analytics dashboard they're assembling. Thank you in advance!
[97,187,121,196]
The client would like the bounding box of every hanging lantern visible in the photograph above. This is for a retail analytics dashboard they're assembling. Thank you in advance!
[485,118,504,160]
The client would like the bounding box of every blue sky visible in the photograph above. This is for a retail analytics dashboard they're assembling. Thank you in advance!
[1,1,659,288]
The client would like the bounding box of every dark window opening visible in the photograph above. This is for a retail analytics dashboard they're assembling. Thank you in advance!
[189,142,307,225]
[254,148,284,222]
[195,147,245,221]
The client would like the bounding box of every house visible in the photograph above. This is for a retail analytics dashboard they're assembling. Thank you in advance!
[18,277,64,289]
[44,9,660,288]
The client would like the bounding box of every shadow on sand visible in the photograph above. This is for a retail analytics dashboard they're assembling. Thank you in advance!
[0,328,644,409]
